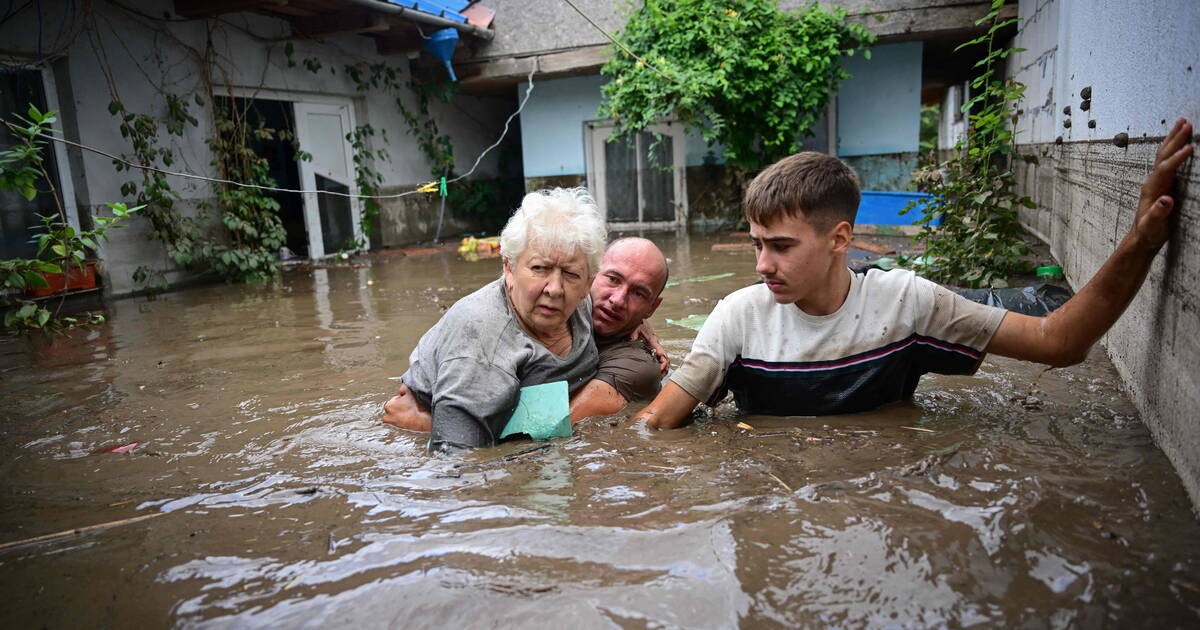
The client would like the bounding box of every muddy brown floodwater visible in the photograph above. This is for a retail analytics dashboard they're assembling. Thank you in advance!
[2,231,1199,628]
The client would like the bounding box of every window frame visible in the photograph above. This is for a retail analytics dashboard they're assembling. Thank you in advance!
[583,119,688,230]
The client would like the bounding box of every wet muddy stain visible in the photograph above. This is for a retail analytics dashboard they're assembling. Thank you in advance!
[1,231,1199,628]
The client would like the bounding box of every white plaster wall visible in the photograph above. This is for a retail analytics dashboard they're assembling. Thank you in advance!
[837,42,923,157]
[2,0,514,294]
[1011,0,1200,144]
[519,74,604,178]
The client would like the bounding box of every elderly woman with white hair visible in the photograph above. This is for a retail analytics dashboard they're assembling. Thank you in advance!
[394,187,608,452]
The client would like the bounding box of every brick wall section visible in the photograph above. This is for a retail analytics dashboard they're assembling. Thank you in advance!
[1015,137,1200,511]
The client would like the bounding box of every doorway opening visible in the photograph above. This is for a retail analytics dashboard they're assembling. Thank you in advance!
[215,96,307,258]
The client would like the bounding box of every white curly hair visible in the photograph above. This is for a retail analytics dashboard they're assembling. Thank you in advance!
[499,187,607,275]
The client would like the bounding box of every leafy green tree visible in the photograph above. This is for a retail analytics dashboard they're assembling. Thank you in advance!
[600,0,875,169]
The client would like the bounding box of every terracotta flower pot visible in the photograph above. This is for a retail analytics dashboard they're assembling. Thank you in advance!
[27,259,98,297]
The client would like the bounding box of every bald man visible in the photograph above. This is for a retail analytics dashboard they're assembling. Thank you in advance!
[383,237,670,429]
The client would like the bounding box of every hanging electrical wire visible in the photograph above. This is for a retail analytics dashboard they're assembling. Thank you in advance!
[447,60,537,184]
[560,0,674,82]
[6,61,538,201]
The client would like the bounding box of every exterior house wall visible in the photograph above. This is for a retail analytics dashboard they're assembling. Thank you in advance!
[837,41,923,191]
[520,74,604,182]
[2,0,513,295]
[1007,0,1200,510]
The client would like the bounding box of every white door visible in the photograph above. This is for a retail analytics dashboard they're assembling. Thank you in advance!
[585,120,687,229]
[293,101,361,259]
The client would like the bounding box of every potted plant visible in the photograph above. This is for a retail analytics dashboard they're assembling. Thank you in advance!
[1,105,140,333]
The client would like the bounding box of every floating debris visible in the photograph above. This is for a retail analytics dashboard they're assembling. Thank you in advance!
[665,272,734,288]
[766,471,793,492]
[901,426,935,433]
[666,314,709,331]
[92,441,142,454]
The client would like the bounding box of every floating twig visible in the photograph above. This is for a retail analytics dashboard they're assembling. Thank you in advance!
[283,571,308,590]
[736,422,755,431]
[766,472,793,492]
[0,512,164,551]
[901,426,936,433]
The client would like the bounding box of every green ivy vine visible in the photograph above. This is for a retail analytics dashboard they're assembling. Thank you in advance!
[204,104,289,283]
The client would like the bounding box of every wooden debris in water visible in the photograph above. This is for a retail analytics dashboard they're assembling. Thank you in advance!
[901,426,936,433]
[850,239,896,255]
[283,571,308,590]
[0,512,164,551]
[736,422,755,431]
[766,472,793,493]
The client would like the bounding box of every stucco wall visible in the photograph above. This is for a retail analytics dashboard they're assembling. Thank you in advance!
[519,74,605,178]
[837,42,923,157]
[1008,0,1200,510]
[3,0,515,294]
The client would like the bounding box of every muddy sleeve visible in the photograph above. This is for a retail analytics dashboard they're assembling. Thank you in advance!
[669,298,742,404]
[593,343,662,403]
[915,279,1007,375]
[428,357,520,452]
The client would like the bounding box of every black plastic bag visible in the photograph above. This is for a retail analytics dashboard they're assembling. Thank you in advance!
[954,283,1072,316]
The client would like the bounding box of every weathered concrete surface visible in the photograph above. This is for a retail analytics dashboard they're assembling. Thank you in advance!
[843,152,920,190]
[372,184,489,246]
[1005,0,1200,512]
[524,174,586,193]
[1014,137,1200,512]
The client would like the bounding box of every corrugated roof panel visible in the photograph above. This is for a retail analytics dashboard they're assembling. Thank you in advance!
[385,0,468,23]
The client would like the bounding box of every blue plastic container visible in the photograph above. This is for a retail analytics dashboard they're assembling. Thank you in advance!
[423,28,459,81]
[856,190,941,226]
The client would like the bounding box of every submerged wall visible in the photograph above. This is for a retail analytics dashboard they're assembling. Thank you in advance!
[1008,0,1200,510]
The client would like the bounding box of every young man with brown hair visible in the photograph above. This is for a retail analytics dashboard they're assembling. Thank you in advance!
[636,118,1194,429]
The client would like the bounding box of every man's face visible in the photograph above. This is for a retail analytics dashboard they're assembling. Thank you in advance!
[590,242,665,339]
[749,213,839,307]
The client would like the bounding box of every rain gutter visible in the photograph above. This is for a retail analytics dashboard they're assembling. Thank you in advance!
[336,0,495,41]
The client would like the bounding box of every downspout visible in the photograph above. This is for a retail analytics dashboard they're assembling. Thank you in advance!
[336,0,495,41]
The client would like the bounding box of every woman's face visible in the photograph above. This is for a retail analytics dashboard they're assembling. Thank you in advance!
[503,245,591,339]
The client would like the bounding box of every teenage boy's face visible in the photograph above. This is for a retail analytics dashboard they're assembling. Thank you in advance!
[749,213,837,307]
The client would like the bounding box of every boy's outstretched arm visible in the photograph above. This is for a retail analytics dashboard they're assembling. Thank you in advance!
[987,117,1194,366]
[634,381,702,430]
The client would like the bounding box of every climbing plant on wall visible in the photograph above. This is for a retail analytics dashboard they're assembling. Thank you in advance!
[203,103,289,283]
[600,0,875,170]
[904,0,1036,288]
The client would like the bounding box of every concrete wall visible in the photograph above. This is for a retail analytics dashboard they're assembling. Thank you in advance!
[2,0,514,294]
[519,74,605,178]
[837,42,923,157]
[1007,0,1200,510]
[835,42,923,191]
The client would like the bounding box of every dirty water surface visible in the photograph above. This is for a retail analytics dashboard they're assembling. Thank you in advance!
[1,231,1198,629]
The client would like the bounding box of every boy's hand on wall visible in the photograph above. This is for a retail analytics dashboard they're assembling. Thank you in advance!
[1134,118,1194,252]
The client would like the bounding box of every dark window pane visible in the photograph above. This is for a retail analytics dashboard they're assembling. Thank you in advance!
[316,175,354,254]
[604,134,638,221]
[639,132,674,222]
[1,68,58,259]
